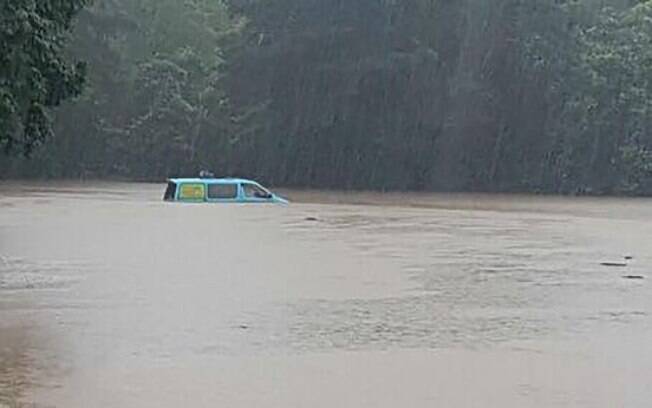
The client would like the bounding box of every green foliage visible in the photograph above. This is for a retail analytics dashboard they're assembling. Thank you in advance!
[18,0,242,178]
[619,144,652,192]
[567,0,652,193]
[4,0,652,195]
[221,0,652,194]
[0,0,89,156]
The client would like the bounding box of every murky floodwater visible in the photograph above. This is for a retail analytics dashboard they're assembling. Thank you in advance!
[1,182,651,407]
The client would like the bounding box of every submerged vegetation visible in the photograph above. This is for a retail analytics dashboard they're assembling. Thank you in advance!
[2,0,652,194]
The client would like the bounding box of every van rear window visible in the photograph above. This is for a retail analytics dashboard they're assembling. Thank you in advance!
[207,184,237,199]
[163,182,177,200]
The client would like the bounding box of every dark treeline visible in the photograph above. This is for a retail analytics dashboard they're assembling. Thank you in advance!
[2,0,652,194]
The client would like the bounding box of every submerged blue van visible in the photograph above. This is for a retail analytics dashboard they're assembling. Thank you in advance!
[163,177,288,204]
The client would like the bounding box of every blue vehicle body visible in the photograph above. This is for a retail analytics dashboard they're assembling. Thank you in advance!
[163,177,289,204]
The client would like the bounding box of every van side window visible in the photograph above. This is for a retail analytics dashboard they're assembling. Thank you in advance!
[179,183,205,200]
[207,183,237,199]
[243,183,271,199]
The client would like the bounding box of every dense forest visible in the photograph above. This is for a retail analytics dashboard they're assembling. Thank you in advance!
[2,0,652,194]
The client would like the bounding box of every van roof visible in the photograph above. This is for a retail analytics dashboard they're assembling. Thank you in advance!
[168,177,259,184]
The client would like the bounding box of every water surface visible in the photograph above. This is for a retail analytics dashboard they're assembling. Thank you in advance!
[1,182,651,407]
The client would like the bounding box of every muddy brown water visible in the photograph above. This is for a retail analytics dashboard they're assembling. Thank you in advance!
[1,182,651,407]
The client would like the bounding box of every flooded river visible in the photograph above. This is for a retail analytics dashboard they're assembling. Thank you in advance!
[1,182,651,407]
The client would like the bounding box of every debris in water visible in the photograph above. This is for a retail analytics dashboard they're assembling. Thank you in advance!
[623,275,645,280]
[601,256,634,267]
[304,217,319,222]
[600,262,628,267]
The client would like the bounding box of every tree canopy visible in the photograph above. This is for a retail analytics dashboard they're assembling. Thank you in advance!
[0,0,89,155]
[3,0,652,195]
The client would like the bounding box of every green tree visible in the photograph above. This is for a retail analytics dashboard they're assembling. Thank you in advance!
[10,0,241,179]
[0,0,89,155]
[120,0,241,178]
[6,0,652,196]
[564,1,652,193]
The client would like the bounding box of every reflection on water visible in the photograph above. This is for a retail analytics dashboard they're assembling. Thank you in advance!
[0,182,651,407]
[0,255,85,407]
[0,325,37,408]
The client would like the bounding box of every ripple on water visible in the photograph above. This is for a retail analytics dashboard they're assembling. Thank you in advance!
[268,206,651,358]
[0,257,86,293]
